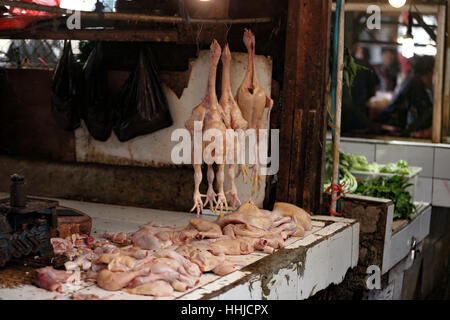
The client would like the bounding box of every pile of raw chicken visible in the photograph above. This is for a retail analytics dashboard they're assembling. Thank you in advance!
[34,201,311,298]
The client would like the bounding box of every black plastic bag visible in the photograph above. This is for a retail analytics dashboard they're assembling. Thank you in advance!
[51,40,80,131]
[113,46,173,142]
[81,42,112,141]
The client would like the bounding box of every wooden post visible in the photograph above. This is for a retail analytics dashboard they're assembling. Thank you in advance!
[330,0,345,214]
[276,0,331,213]
[431,5,446,143]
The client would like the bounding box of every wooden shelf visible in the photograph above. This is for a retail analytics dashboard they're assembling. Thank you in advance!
[0,28,179,42]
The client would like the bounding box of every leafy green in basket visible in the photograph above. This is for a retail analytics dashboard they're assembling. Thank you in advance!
[380,160,413,175]
[354,175,416,220]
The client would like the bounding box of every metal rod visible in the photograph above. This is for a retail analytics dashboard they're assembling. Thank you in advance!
[0,0,272,24]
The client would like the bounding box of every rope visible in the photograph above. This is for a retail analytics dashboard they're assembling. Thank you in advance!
[325,182,346,216]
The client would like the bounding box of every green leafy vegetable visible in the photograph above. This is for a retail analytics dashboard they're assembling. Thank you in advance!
[354,175,416,220]
[380,160,413,175]
[324,144,358,193]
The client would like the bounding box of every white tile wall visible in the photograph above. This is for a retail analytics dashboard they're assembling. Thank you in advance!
[416,177,433,204]
[432,179,450,207]
[434,148,450,179]
[375,144,434,178]
[340,142,376,163]
[337,138,450,207]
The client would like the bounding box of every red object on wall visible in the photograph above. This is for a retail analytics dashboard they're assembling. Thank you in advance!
[0,16,36,29]
[0,0,61,30]
[9,0,61,16]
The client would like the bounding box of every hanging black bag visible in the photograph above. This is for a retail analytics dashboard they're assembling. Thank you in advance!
[51,40,80,131]
[113,46,173,142]
[81,42,112,141]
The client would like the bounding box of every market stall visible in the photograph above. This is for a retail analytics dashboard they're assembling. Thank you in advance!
[0,0,447,301]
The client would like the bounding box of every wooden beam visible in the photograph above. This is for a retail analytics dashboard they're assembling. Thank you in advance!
[331,2,439,14]
[0,0,271,24]
[276,0,331,213]
[0,29,178,42]
[432,5,446,143]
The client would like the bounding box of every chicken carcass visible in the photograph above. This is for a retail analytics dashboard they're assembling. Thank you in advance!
[219,44,249,209]
[185,40,228,217]
[212,262,243,276]
[272,202,312,231]
[187,218,223,239]
[125,280,174,297]
[97,269,148,291]
[215,200,272,230]
[236,29,274,192]
[34,266,73,292]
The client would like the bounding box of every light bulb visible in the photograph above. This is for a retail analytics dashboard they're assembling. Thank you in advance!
[401,36,415,59]
[389,0,407,8]
[424,44,437,56]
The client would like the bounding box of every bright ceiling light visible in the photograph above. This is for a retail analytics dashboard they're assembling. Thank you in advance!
[389,0,407,8]
[401,34,415,59]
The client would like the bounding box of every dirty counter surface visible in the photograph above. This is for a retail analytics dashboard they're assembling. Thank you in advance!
[0,193,358,300]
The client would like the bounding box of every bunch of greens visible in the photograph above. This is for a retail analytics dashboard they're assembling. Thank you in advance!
[355,175,416,220]
[380,160,413,175]
[344,153,381,173]
[324,144,358,193]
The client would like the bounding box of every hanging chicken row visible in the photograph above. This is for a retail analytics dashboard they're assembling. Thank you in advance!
[185,29,273,217]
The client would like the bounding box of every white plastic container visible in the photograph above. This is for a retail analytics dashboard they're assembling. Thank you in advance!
[350,166,422,201]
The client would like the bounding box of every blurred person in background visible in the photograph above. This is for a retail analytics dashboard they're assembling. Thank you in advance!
[379,55,435,138]
[341,43,380,134]
[374,47,401,92]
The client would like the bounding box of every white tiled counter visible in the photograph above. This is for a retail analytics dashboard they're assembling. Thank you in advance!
[0,195,359,300]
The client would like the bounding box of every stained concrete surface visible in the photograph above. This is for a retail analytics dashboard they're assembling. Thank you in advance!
[0,154,196,212]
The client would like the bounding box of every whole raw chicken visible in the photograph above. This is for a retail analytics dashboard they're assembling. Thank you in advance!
[236,29,274,192]
[219,43,248,209]
[185,40,228,217]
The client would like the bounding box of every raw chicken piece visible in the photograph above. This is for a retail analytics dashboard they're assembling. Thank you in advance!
[236,29,274,191]
[34,266,73,292]
[71,293,99,300]
[187,218,223,239]
[107,255,136,272]
[154,249,202,277]
[50,238,73,255]
[119,245,149,259]
[127,273,166,289]
[272,202,312,231]
[185,40,228,217]
[130,228,171,250]
[176,245,225,272]
[215,200,272,230]
[219,43,248,209]
[208,238,254,255]
[97,269,148,291]
[142,259,200,291]
[213,262,242,276]
[103,232,131,245]
[125,280,174,297]
[228,224,267,238]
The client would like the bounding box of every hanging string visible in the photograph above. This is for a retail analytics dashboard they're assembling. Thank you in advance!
[196,23,203,56]
[224,23,232,43]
